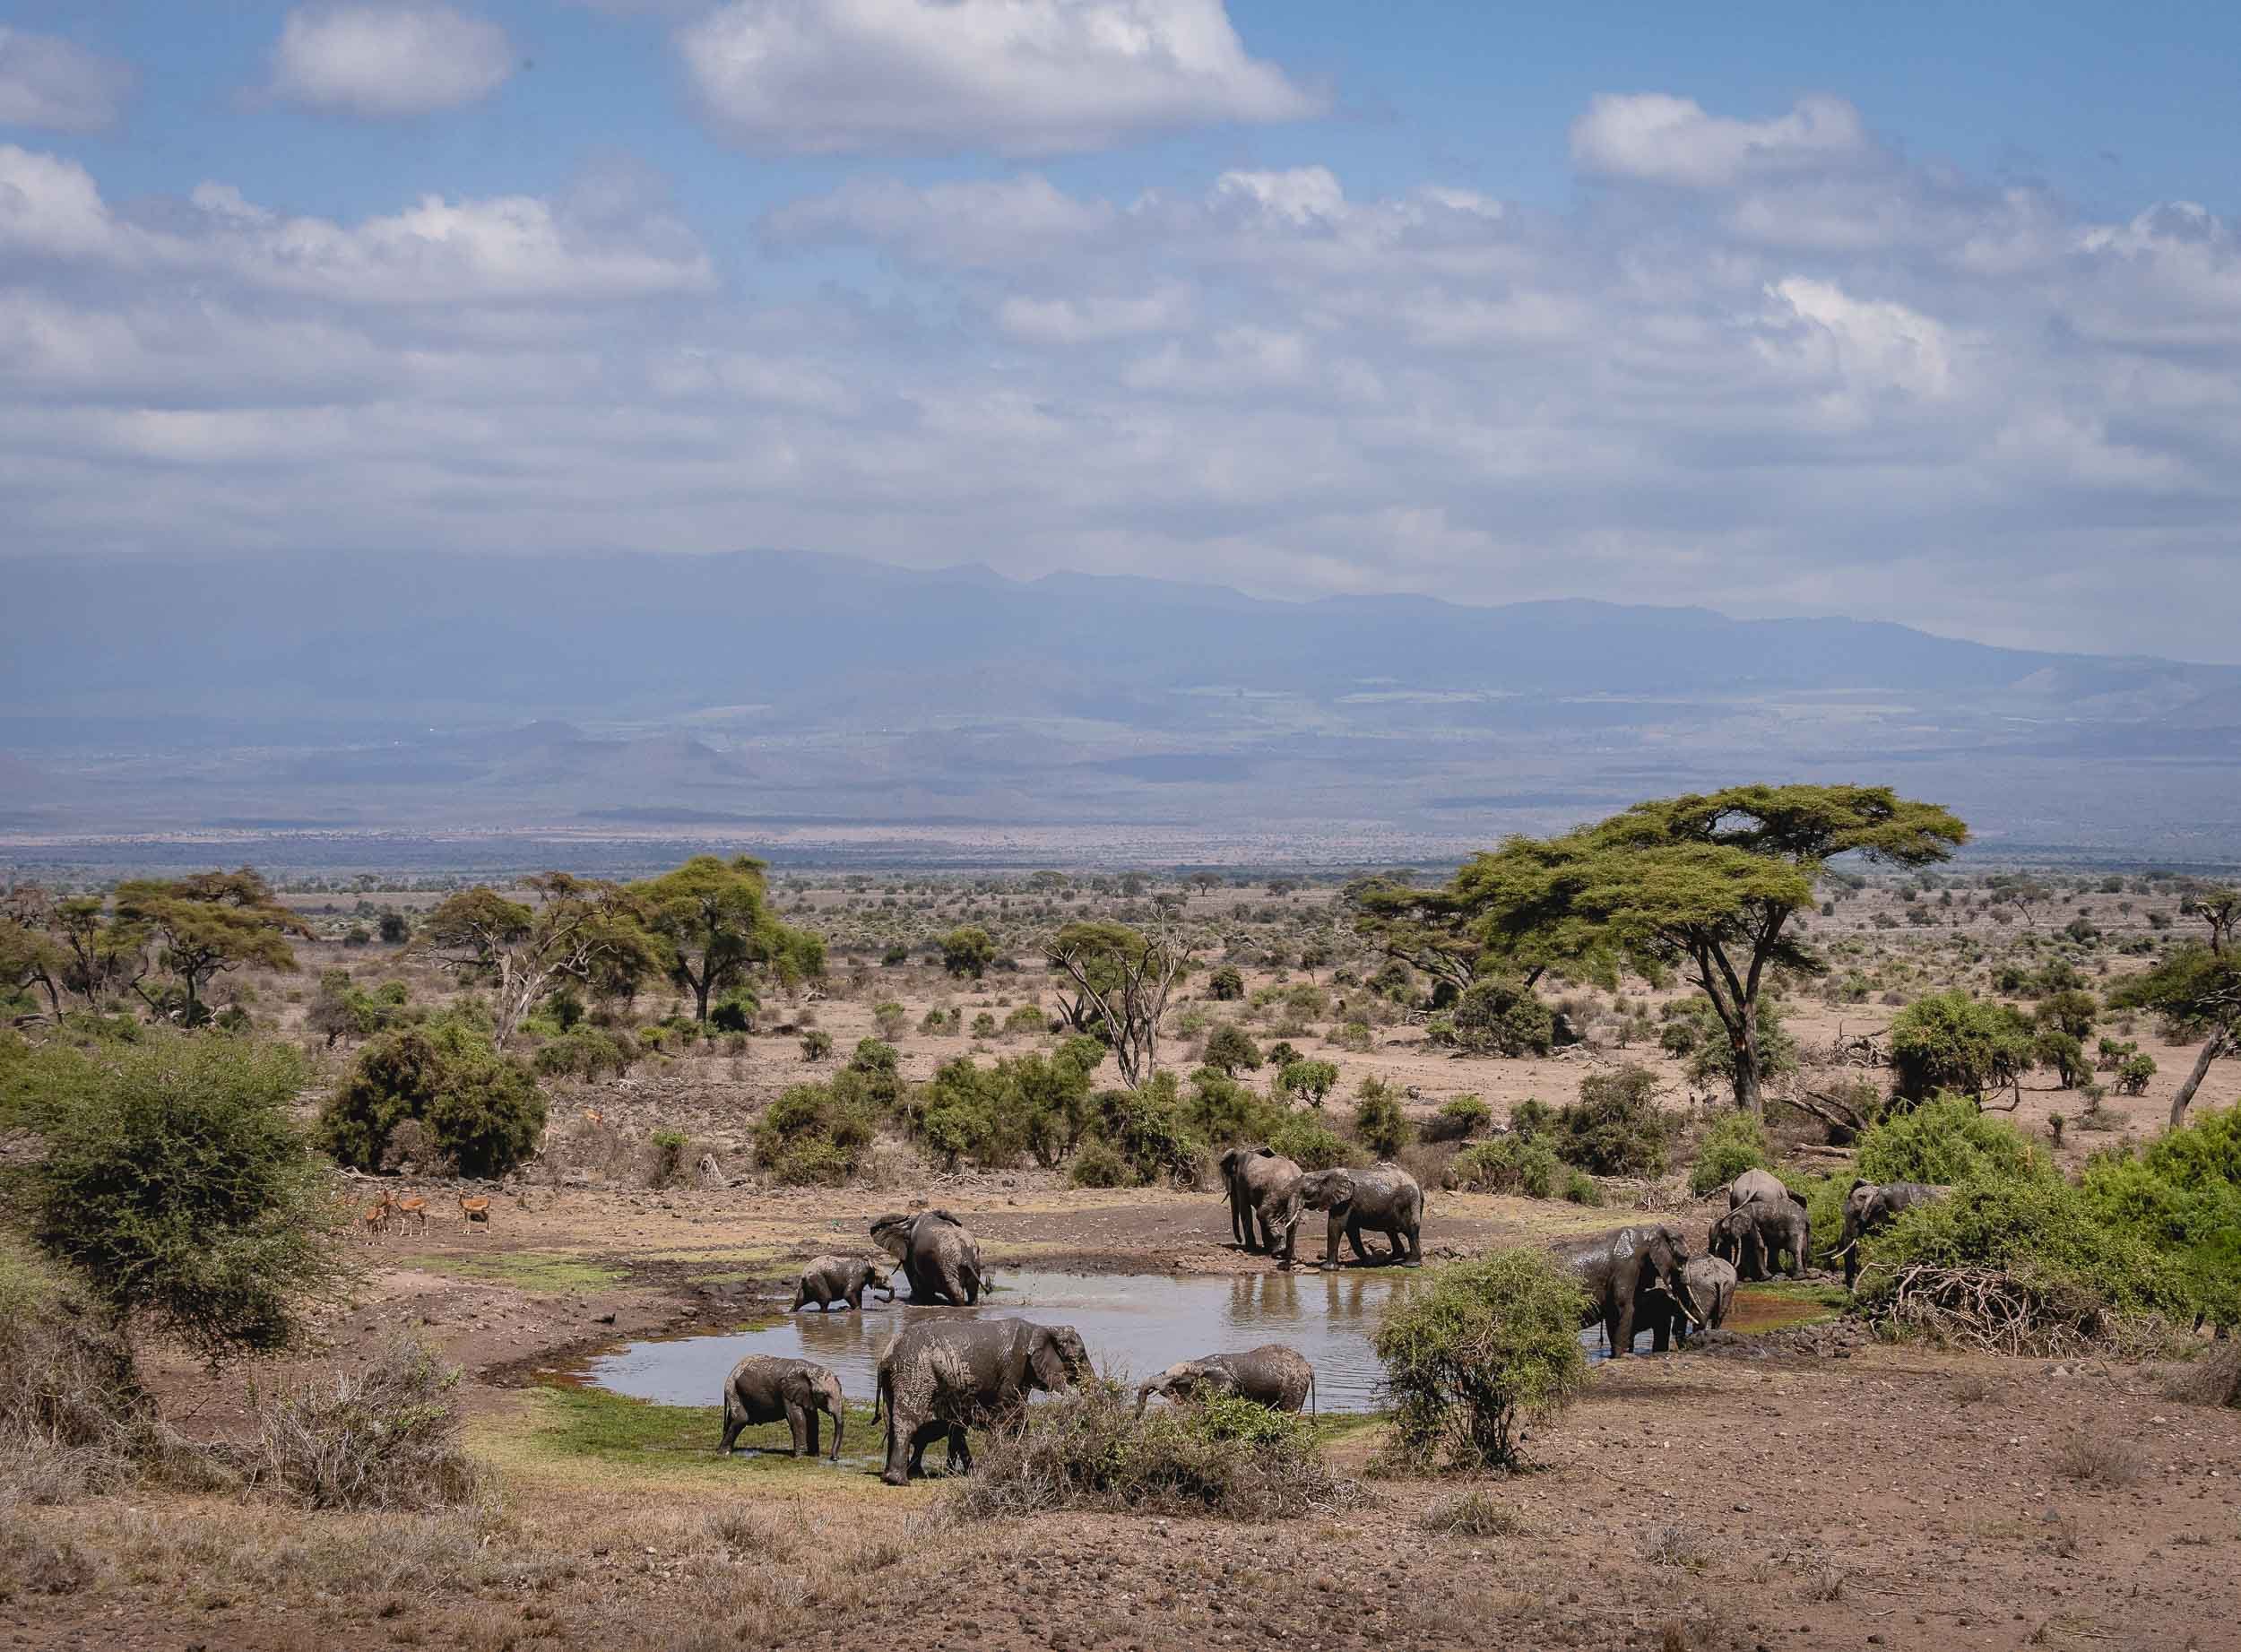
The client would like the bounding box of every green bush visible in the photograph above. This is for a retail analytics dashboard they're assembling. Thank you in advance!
[708,989,757,1034]
[1855,1094,2040,1187]
[1422,1094,1492,1143]
[322,1019,545,1179]
[1264,1111,1355,1172]
[1673,999,1799,1089]
[532,1025,633,1081]
[1687,1111,1773,1196]
[2081,1103,2241,1330]
[1201,1024,1263,1077]
[1508,1097,1554,1141]
[1353,1078,1413,1158]
[753,1079,878,1185]
[1086,1075,1207,1188]
[1276,1059,1338,1106]
[1449,1137,1560,1198]
[1561,1168,1603,1207]
[647,1129,691,1187]
[1207,965,1246,1001]
[1068,1138,1129,1189]
[1375,1249,1590,1470]
[1888,991,2035,1103]
[1002,1003,1049,1039]
[1428,977,1553,1058]
[32,1036,346,1366]
[1183,1067,1280,1146]
[1556,1065,1672,1176]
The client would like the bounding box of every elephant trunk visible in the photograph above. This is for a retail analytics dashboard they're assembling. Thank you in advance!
[1134,1382,1155,1417]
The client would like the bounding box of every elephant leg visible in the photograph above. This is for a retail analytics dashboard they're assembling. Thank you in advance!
[1404,1222,1422,1264]
[1346,1214,1374,1265]
[910,1422,947,1476]
[1324,1212,1345,1267]
[882,1410,913,1485]
[786,1401,811,1457]
[803,1409,821,1458]
[947,1426,971,1475]
[1649,1303,1672,1354]
[1612,1296,1636,1357]
[719,1408,745,1455]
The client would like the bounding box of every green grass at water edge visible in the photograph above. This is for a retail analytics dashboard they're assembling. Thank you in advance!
[521,1384,887,1474]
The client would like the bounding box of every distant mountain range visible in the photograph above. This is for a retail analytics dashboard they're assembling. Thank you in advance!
[5,549,2239,859]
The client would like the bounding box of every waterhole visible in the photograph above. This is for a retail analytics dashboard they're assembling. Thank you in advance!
[575,1267,1651,1414]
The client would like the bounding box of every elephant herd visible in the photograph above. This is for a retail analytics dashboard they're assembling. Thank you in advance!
[720,1173,1949,1480]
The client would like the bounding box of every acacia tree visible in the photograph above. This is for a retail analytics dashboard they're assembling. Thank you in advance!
[1,885,67,1020]
[49,894,151,1008]
[629,855,823,1024]
[2116,885,2240,1129]
[1444,785,1967,1116]
[1344,878,1493,999]
[114,869,307,1025]
[418,873,660,1048]
[1043,921,1198,1088]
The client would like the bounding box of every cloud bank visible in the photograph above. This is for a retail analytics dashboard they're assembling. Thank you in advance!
[269,4,515,117]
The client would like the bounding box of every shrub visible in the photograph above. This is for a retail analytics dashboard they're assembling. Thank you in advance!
[1556,1065,1672,1176]
[1002,1003,1049,1039]
[1432,978,1554,1058]
[951,1384,1354,1522]
[1888,991,2035,1103]
[1265,1111,1355,1172]
[1207,965,1246,1001]
[2080,1103,2241,1330]
[1687,1111,1773,1196]
[647,1129,692,1187]
[1375,1249,1590,1470]
[939,926,997,980]
[1201,1024,1263,1077]
[2115,1054,2157,1095]
[1674,999,1799,1089]
[799,1028,835,1061]
[1508,1097,1554,1141]
[1277,1059,1339,1106]
[1561,1168,1603,1206]
[0,1236,160,1501]
[1086,1075,1207,1188]
[324,1020,546,1181]
[1423,1094,1492,1143]
[754,1080,878,1185]
[532,1024,633,1082]
[34,1036,347,1366]
[1068,1139,1129,1189]
[1331,1021,1375,1053]
[2036,989,2100,1041]
[1353,1078,1413,1158]
[1855,1094,2039,1187]
[708,989,758,1034]
[1449,1137,1561,1198]
[1183,1067,1280,1147]
[238,1338,483,1510]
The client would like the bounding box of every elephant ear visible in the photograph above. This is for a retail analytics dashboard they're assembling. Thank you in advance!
[1028,1328,1081,1389]
[870,1219,913,1261]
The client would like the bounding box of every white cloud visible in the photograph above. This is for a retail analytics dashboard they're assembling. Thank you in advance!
[1212,167,1345,225]
[1759,276,1957,398]
[998,286,1191,343]
[0,145,121,259]
[270,4,515,117]
[679,0,1320,155]
[762,174,1118,267]
[1571,92,1866,188]
[0,27,134,132]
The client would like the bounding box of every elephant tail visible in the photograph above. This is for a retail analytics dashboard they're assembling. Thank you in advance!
[1308,1371,1318,1428]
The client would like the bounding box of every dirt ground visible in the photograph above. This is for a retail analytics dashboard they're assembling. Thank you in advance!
[11,1178,2237,1652]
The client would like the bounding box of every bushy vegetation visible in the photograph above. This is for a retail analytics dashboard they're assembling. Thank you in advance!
[1855,1094,2040,1186]
[1888,990,2035,1103]
[1427,977,1553,1057]
[1276,1059,1339,1106]
[952,1383,1354,1521]
[1688,1111,1773,1196]
[1449,1137,1561,1198]
[1263,1110,1354,1172]
[322,1016,546,1179]
[1352,1077,1414,1158]
[1422,1094,1492,1143]
[29,1035,346,1365]
[2080,1103,2241,1329]
[1375,1249,1590,1470]
[1080,1074,1208,1188]
[754,1077,879,1185]
[238,1338,483,1511]
[1555,1065,1673,1176]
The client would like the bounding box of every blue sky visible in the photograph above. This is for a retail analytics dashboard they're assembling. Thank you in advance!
[4,1,2240,660]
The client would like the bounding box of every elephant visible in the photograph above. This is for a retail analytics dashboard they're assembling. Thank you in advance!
[1727,1167,1802,1210]
[1708,1197,1809,1281]
[1550,1223,1699,1356]
[1134,1344,1316,1417]
[870,1208,988,1305]
[717,1355,845,1462]
[790,1255,894,1312]
[1641,1255,1739,1347]
[1838,1180,1948,1289]
[875,1319,1093,1485]
[1218,1146,1302,1256]
[1294,1163,1423,1267]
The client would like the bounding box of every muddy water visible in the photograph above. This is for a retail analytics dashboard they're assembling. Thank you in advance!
[577,1268,1658,1415]
[581,1269,1426,1414]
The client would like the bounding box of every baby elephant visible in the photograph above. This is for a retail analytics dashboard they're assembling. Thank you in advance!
[1640,1255,1737,1348]
[1135,1344,1316,1418]
[791,1255,894,1312]
[1708,1197,1809,1282]
[718,1354,846,1462]
[1294,1163,1423,1267]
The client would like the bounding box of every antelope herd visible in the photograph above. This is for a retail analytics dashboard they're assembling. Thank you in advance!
[357,1185,489,1243]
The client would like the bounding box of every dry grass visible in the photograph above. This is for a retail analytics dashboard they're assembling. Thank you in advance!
[1420,1486,1528,1537]
[1646,1524,1713,1573]
[2164,1343,2241,1409]
[2051,1434,2144,1487]
[233,1337,486,1511]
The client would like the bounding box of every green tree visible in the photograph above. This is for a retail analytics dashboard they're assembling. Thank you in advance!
[630,854,822,1024]
[0,885,66,1020]
[321,1019,546,1178]
[1888,990,2037,1104]
[28,1035,345,1366]
[940,925,998,980]
[1353,1077,1413,1157]
[2111,890,2240,1128]
[1200,1023,1263,1077]
[1423,786,1964,1115]
[114,868,307,1025]
[418,874,660,1048]
[1277,1058,1339,1107]
[1045,921,1198,1088]
[1207,965,1246,1001]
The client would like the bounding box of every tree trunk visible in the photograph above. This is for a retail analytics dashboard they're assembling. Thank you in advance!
[2169,1028,2233,1130]
[693,966,712,1025]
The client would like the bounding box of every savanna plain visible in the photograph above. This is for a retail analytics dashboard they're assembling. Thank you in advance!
[4,827,2240,1652]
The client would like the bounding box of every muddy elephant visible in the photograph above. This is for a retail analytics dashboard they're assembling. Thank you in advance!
[1134,1344,1316,1417]
[875,1319,1092,1485]
[718,1355,845,1461]
[1551,1224,1699,1356]
[1838,1180,1947,1289]
[1727,1167,1799,1209]
[790,1255,894,1312]
[1709,1197,1809,1282]
[1219,1146,1302,1256]
[1294,1163,1423,1267]
[870,1208,988,1305]
[1642,1255,1738,1347]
